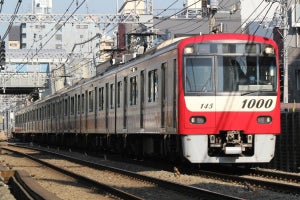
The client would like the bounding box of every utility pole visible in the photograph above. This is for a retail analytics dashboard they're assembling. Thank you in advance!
[208,0,218,33]
[282,0,289,103]
[0,39,5,71]
[267,0,288,102]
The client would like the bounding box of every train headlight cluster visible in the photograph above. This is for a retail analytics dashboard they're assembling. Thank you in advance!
[257,116,272,124]
[264,46,274,55]
[184,47,194,54]
[190,116,206,124]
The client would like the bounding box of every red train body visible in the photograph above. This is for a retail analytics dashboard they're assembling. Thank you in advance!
[14,34,280,164]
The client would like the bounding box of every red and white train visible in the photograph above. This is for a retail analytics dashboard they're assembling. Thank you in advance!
[14,34,281,164]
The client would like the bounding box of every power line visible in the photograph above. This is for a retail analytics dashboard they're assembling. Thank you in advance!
[1,0,22,42]
[252,2,275,35]
[233,0,265,33]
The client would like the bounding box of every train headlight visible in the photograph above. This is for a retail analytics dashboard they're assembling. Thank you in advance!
[257,116,272,124]
[264,46,274,55]
[190,116,206,124]
[184,47,194,54]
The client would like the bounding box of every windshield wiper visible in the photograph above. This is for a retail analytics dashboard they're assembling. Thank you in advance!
[241,91,259,96]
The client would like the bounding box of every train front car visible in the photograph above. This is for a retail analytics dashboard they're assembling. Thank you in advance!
[178,34,280,164]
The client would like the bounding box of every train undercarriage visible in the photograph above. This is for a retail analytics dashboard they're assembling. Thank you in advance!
[13,131,276,164]
[14,133,183,161]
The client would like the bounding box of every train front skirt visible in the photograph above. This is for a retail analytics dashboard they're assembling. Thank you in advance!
[181,134,276,163]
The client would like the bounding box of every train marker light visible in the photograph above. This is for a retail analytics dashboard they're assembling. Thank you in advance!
[184,47,194,54]
[257,116,272,124]
[190,116,206,124]
[247,135,253,143]
[209,135,215,143]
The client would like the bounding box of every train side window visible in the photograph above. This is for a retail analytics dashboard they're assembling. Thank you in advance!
[60,101,63,117]
[77,95,81,114]
[48,104,50,119]
[64,99,68,116]
[117,81,122,108]
[99,87,104,111]
[81,94,85,113]
[110,83,115,109]
[130,76,138,105]
[52,103,55,118]
[148,69,158,102]
[57,102,60,118]
[88,91,94,112]
[70,97,74,115]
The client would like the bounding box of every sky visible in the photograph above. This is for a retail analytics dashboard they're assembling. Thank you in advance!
[0,0,279,38]
[1,0,184,14]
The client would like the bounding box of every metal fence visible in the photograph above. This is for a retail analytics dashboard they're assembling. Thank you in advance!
[267,112,300,172]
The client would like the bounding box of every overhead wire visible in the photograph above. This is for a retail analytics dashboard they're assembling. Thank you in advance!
[33,0,76,44]
[166,0,226,33]
[17,0,86,72]
[12,0,77,74]
[63,0,191,77]
[1,0,87,87]
[1,0,22,42]
[233,0,265,33]
[112,0,203,37]
[252,2,275,35]
[0,0,4,13]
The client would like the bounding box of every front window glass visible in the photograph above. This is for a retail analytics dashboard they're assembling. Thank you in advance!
[185,57,213,93]
[183,43,277,95]
[217,56,276,92]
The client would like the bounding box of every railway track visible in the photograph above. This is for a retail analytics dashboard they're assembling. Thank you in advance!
[2,144,243,200]
[193,167,300,195]
[2,146,141,200]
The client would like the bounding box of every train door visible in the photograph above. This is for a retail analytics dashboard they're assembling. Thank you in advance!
[123,77,128,129]
[140,71,145,128]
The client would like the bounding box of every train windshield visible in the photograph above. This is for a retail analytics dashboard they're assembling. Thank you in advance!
[183,42,277,94]
[217,56,276,93]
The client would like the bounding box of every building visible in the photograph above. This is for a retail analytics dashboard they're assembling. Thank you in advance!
[7,0,101,96]
[273,0,300,103]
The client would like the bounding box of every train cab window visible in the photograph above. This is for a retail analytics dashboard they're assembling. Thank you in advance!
[130,76,138,105]
[148,69,158,102]
[99,87,104,111]
[88,91,94,112]
[218,56,277,92]
[185,57,213,93]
